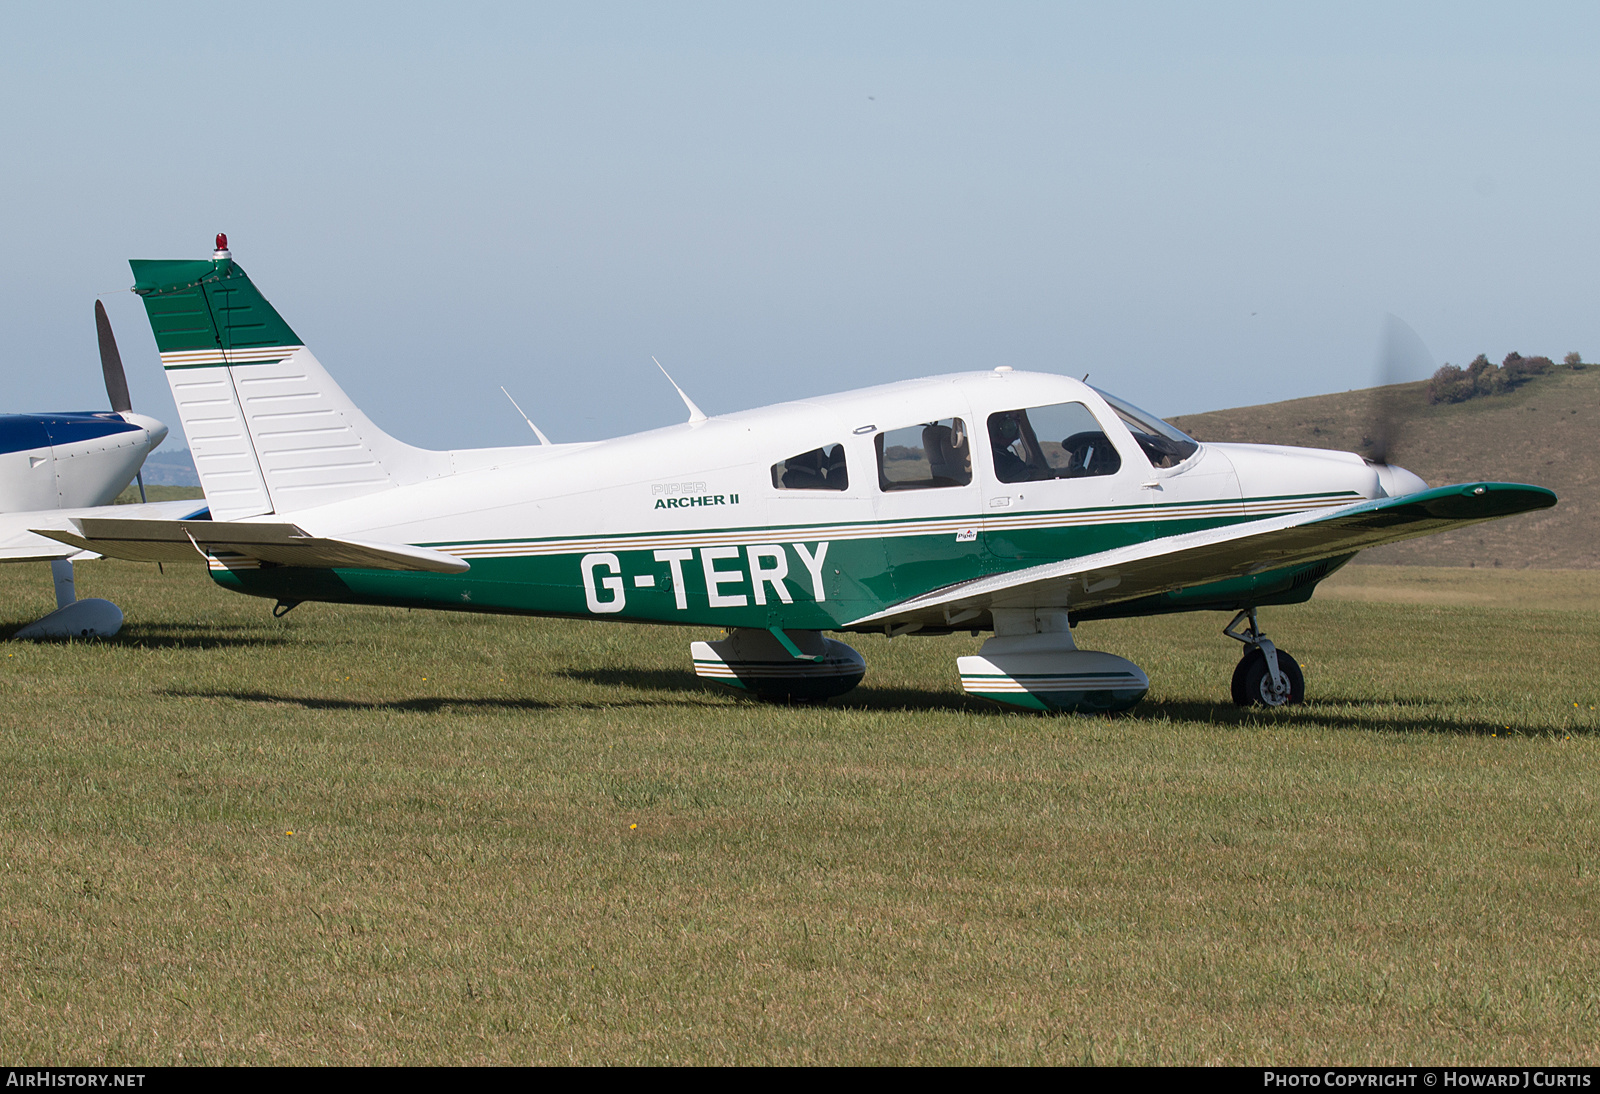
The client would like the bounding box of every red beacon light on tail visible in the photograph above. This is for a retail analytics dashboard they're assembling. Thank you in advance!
[213,233,231,261]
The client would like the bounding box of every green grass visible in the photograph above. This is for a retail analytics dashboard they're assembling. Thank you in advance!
[1,561,1597,1064]
[1319,564,1600,613]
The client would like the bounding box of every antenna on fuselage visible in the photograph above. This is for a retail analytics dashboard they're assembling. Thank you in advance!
[499,386,552,446]
[652,356,708,424]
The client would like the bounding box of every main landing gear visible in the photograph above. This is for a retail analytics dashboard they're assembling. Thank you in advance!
[691,627,866,703]
[957,608,1149,714]
[1224,608,1304,707]
[12,560,123,641]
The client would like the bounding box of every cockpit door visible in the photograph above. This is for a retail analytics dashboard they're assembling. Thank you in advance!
[978,398,1147,562]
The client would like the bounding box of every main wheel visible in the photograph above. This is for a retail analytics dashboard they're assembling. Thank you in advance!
[1231,648,1305,707]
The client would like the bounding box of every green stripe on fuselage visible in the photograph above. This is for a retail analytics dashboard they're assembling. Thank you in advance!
[207,500,1351,628]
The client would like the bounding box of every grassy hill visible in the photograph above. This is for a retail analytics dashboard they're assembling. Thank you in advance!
[1171,366,1597,569]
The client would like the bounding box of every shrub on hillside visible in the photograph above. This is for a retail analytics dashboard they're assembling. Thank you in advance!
[1427,364,1467,404]
[1564,351,1583,368]
[1469,354,1503,396]
[1426,350,1557,405]
[1503,352,1552,381]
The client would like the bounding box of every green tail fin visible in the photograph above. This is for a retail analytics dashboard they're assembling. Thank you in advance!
[131,257,301,361]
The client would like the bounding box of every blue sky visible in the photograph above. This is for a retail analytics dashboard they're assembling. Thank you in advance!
[4,2,1597,448]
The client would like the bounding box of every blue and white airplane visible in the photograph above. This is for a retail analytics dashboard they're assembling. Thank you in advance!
[1,302,202,638]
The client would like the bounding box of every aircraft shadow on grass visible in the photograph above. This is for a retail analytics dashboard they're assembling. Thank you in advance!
[505,669,1550,735]
[1121,698,1558,737]
[1,619,294,649]
[568,667,991,714]
[157,688,567,714]
[95,622,295,651]
[582,668,1570,734]
[155,669,1566,736]
[563,667,716,696]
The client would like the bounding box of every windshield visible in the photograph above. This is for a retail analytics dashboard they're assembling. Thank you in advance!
[1090,387,1200,469]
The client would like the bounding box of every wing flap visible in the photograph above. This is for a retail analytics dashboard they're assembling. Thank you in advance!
[851,482,1556,627]
[31,517,470,574]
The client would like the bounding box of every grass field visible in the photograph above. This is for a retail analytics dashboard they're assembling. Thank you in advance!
[1,560,1596,1064]
[1318,564,1600,613]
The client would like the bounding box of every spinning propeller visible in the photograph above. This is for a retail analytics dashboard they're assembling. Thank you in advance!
[1364,313,1433,495]
[94,299,145,503]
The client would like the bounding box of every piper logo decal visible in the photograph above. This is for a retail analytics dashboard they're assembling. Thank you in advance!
[580,542,829,613]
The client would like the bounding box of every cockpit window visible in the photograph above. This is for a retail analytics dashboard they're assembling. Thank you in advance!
[1090,387,1200,469]
[876,418,972,490]
[772,444,849,491]
[988,402,1122,483]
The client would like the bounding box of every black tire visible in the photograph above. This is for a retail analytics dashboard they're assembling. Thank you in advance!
[1232,648,1305,707]
[1230,653,1254,706]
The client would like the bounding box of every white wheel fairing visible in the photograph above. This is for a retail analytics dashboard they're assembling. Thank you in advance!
[12,598,123,640]
[958,649,1149,713]
[692,630,865,703]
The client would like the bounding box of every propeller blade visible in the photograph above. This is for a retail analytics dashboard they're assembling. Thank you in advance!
[135,470,147,505]
[1367,313,1433,466]
[95,300,133,414]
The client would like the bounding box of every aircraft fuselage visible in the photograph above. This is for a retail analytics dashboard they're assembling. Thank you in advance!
[203,371,1401,632]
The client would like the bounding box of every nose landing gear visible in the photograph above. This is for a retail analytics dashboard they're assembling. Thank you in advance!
[1224,608,1304,707]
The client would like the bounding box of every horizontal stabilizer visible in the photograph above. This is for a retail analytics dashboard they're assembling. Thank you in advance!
[32,518,470,574]
[0,498,208,563]
[851,482,1557,628]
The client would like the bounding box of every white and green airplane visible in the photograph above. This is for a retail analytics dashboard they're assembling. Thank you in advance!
[39,238,1556,712]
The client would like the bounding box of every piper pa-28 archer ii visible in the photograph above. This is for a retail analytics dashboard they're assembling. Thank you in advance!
[39,238,1556,711]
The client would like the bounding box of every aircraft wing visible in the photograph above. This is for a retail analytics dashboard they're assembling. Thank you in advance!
[850,482,1557,628]
[0,500,210,563]
[33,517,470,574]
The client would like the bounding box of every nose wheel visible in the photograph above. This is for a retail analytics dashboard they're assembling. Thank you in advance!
[1224,609,1304,707]
[1230,646,1304,706]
